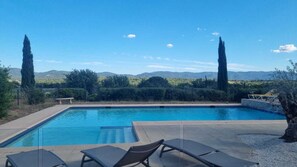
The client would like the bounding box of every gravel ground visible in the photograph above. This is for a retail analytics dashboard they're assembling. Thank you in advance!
[239,134,297,167]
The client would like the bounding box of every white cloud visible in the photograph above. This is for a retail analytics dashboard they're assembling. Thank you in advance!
[212,32,220,36]
[147,64,173,69]
[166,43,174,48]
[272,44,297,53]
[124,34,136,38]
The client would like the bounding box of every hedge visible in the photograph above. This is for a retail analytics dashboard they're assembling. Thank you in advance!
[94,88,227,101]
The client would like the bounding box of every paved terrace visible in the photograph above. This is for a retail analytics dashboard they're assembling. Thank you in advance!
[0,104,287,167]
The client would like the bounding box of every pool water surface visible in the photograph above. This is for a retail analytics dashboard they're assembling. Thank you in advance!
[3,106,284,147]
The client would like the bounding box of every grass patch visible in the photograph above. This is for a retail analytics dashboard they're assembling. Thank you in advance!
[0,99,56,125]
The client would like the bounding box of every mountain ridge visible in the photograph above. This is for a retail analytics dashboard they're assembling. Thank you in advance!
[8,68,274,81]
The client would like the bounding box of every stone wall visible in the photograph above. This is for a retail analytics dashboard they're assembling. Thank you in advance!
[241,98,284,114]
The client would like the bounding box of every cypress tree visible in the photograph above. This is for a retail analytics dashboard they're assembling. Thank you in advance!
[217,37,228,92]
[21,35,35,90]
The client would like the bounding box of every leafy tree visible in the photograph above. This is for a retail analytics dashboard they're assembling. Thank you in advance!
[102,75,130,88]
[65,69,98,94]
[138,76,171,88]
[176,83,193,89]
[0,65,12,118]
[274,60,297,142]
[21,35,35,90]
[217,37,228,92]
[27,89,45,105]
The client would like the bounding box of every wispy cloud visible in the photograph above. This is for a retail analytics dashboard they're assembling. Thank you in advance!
[166,43,174,48]
[211,32,220,36]
[45,60,62,64]
[183,67,197,71]
[143,56,154,60]
[144,56,171,61]
[143,57,256,71]
[228,63,256,71]
[286,58,292,61]
[193,61,217,66]
[35,59,62,64]
[173,59,217,66]
[272,44,297,53]
[147,64,173,69]
[72,61,103,66]
[197,27,207,31]
[123,34,136,39]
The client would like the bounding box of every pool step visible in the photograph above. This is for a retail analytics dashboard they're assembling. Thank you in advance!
[98,127,135,144]
[123,127,136,142]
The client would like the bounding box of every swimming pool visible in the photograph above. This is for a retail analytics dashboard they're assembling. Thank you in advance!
[2,106,284,147]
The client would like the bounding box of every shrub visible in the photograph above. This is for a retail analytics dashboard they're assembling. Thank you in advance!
[54,88,86,100]
[27,89,45,105]
[94,88,226,102]
[136,88,166,101]
[0,66,12,118]
[102,75,130,88]
[197,89,227,101]
[138,77,171,88]
[165,88,194,101]
[65,69,98,94]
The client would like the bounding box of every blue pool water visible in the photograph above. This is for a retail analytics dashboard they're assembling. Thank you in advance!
[4,107,284,147]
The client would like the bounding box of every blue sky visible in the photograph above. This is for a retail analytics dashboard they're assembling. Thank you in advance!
[0,0,296,74]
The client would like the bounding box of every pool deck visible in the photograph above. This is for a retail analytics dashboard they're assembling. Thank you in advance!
[0,104,287,167]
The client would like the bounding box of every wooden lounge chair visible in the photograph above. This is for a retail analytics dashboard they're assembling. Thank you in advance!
[6,149,67,167]
[80,139,164,167]
[159,139,259,167]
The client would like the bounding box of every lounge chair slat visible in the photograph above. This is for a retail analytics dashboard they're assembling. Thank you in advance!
[6,149,67,167]
[200,151,259,167]
[80,139,164,167]
[162,139,216,156]
[160,139,258,167]
[81,146,127,167]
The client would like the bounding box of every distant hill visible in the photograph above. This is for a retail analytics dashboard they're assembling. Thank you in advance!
[9,68,69,81]
[137,71,274,80]
[8,68,274,81]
